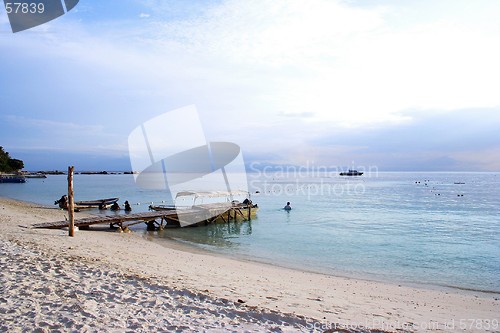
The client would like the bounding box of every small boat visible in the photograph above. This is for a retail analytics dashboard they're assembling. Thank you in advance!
[55,196,119,209]
[24,174,48,179]
[339,169,364,176]
[149,190,258,227]
[75,197,120,208]
[148,204,175,211]
[0,174,26,183]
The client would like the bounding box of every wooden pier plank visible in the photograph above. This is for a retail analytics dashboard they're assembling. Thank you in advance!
[31,210,181,229]
[31,205,234,230]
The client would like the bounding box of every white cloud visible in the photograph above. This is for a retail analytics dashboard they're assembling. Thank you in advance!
[10,0,499,129]
[141,0,500,129]
[4,115,104,133]
[2,0,500,169]
[2,115,127,156]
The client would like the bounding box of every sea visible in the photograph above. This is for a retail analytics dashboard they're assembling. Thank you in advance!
[1,171,499,294]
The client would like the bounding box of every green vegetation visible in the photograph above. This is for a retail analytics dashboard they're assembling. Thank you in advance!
[0,147,24,173]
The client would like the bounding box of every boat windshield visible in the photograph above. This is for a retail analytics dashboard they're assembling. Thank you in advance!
[175,190,249,206]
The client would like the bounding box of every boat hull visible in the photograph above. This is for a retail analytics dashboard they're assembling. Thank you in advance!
[75,197,120,207]
[55,197,120,210]
[0,175,26,183]
[339,170,363,176]
[24,174,47,179]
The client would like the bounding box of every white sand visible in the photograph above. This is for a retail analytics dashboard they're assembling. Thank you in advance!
[0,197,498,332]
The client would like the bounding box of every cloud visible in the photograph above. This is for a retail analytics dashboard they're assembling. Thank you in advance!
[142,0,500,128]
[139,13,150,18]
[2,115,127,157]
[278,112,315,118]
[4,115,104,133]
[152,0,385,65]
[6,1,499,128]
[305,108,500,170]
[2,0,500,171]
[318,108,500,152]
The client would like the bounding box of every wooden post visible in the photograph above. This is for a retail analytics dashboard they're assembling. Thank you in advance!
[68,166,75,237]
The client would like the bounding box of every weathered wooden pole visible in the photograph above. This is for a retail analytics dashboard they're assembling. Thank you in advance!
[68,166,75,237]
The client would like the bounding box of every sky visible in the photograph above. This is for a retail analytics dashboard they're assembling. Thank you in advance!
[1,0,500,171]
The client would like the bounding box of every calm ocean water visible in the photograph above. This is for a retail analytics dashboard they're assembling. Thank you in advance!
[1,172,499,293]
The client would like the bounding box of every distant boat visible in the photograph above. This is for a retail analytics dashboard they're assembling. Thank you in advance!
[24,174,47,179]
[0,174,26,183]
[339,169,364,176]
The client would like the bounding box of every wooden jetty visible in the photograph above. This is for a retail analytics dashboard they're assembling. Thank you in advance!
[32,203,255,231]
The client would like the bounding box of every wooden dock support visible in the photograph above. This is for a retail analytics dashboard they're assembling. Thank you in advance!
[68,166,75,237]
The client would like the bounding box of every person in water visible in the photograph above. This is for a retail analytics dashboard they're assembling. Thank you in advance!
[110,202,120,211]
[124,200,132,212]
[284,202,292,210]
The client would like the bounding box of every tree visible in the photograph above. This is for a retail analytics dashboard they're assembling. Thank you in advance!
[0,147,9,171]
[8,158,24,171]
[0,146,24,172]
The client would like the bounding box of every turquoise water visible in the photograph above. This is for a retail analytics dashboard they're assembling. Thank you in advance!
[1,172,499,293]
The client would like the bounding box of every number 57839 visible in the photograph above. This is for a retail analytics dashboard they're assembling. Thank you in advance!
[5,2,45,14]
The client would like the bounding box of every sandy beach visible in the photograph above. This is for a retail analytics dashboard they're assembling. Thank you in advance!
[0,197,498,332]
